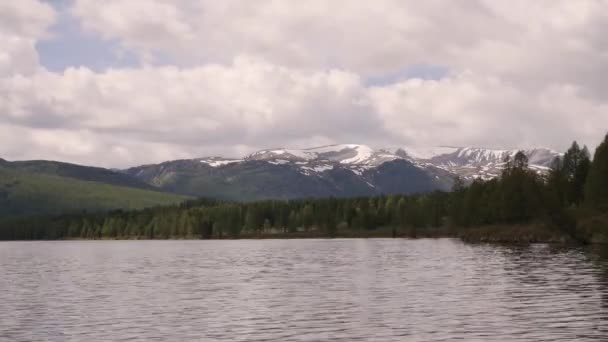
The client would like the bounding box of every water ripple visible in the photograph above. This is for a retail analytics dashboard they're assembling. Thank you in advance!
[1,239,608,341]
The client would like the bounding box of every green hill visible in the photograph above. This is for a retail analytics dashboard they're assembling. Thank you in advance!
[1,159,155,190]
[0,166,190,218]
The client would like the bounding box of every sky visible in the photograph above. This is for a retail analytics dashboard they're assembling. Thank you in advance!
[1,0,607,168]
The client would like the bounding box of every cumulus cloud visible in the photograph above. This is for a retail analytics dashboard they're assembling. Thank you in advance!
[70,0,504,74]
[0,57,387,167]
[0,0,54,75]
[70,0,608,86]
[0,0,607,167]
[370,72,608,149]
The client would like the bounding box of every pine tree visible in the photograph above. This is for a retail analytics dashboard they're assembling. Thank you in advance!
[287,210,298,233]
[546,156,568,208]
[244,207,260,233]
[513,151,529,170]
[301,204,314,232]
[571,146,591,205]
[326,213,337,238]
[563,141,583,177]
[101,217,116,238]
[585,134,608,208]
[563,141,591,205]
[178,210,194,237]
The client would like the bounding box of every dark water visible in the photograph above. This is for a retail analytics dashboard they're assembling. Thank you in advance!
[1,239,608,341]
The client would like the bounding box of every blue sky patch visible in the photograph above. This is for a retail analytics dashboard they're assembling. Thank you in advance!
[365,64,449,86]
[36,1,139,72]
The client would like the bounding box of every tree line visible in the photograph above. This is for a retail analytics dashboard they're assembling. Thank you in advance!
[1,134,607,241]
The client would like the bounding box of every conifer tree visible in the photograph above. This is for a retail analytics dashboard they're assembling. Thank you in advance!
[585,134,608,208]
[562,141,591,205]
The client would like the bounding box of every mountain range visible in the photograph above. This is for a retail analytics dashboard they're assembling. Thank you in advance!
[124,144,560,199]
[0,145,561,217]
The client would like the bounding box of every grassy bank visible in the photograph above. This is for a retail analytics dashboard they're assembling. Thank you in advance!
[576,212,608,243]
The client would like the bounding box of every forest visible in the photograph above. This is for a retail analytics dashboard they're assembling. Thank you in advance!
[1,134,607,242]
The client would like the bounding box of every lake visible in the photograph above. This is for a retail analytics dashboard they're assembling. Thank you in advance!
[1,239,608,341]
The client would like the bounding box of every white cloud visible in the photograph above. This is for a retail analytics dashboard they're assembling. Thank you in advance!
[370,72,608,150]
[1,0,608,167]
[0,1,55,76]
[0,56,387,167]
[70,0,511,74]
[69,1,608,83]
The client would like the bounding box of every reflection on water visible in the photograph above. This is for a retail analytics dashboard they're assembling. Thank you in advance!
[1,239,608,341]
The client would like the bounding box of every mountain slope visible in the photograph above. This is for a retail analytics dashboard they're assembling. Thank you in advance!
[125,145,448,200]
[0,144,561,214]
[406,147,560,180]
[2,159,155,190]
[363,159,439,194]
[0,166,190,218]
[125,144,560,201]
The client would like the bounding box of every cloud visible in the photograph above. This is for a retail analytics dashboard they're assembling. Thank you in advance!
[69,1,608,79]
[370,72,608,149]
[0,57,388,167]
[0,1,55,76]
[69,0,608,99]
[70,0,501,74]
[0,0,607,168]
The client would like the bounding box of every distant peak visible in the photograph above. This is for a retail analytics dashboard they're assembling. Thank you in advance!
[172,144,562,180]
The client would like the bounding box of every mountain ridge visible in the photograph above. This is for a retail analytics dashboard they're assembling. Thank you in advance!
[192,144,561,181]
[0,165,190,218]
[123,144,560,200]
[2,159,157,190]
[0,144,562,206]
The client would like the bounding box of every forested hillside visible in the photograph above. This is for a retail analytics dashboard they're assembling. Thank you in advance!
[2,134,607,242]
[1,159,155,190]
[0,167,190,219]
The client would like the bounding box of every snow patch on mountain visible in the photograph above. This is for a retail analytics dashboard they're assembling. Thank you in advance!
[426,147,560,167]
[299,164,334,175]
[268,159,291,165]
[200,158,243,167]
[247,144,388,166]
[198,144,561,181]
[417,147,561,180]
[247,149,312,161]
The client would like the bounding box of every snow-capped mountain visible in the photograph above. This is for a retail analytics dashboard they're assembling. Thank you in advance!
[408,147,560,180]
[242,144,400,175]
[198,144,560,180]
[125,144,561,200]
[128,144,445,200]
[246,144,394,165]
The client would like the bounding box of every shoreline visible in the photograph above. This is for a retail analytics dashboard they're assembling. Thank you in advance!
[2,223,597,244]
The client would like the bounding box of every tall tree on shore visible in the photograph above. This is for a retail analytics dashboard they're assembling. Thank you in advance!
[585,134,608,208]
[301,204,314,231]
[562,142,591,205]
[547,156,568,207]
[499,151,544,222]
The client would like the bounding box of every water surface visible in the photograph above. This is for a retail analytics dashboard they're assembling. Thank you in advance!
[1,239,608,341]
